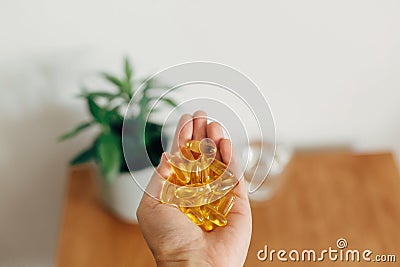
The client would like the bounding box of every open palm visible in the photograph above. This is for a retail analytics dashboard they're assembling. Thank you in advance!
[137,111,252,267]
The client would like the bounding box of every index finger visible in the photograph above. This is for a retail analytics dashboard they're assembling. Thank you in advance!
[170,114,193,153]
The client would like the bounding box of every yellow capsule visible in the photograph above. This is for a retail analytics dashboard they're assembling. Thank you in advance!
[167,153,181,166]
[170,174,186,186]
[184,207,204,225]
[191,191,213,206]
[179,206,186,213]
[208,168,218,182]
[210,174,237,196]
[208,198,221,210]
[203,168,211,183]
[209,159,228,176]
[175,186,198,199]
[178,162,194,182]
[162,139,236,231]
[199,167,205,184]
[190,163,202,184]
[160,180,176,204]
[201,205,227,227]
[199,155,212,169]
[199,138,217,158]
[205,169,212,184]
[171,165,191,184]
[168,154,191,172]
[175,184,211,201]
[201,219,215,232]
[180,146,195,160]
[178,200,191,212]
[218,192,236,216]
[219,174,238,192]
[185,140,201,153]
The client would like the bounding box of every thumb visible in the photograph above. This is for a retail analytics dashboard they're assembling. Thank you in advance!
[141,153,171,206]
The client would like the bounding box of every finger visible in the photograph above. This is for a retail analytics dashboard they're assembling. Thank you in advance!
[220,178,252,237]
[217,139,251,236]
[192,110,207,140]
[220,138,233,165]
[155,152,171,178]
[220,139,248,201]
[171,114,193,153]
[206,122,224,160]
[220,138,239,181]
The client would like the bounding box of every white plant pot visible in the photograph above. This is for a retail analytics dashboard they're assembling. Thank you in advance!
[94,166,154,224]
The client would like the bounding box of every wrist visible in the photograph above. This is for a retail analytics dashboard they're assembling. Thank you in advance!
[156,250,212,267]
[157,259,211,267]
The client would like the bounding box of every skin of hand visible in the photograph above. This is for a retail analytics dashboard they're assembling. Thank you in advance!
[137,111,252,267]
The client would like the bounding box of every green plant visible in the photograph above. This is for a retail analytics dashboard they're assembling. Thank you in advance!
[59,57,176,183]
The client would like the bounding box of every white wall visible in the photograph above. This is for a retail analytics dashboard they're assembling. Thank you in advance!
[1,0,399,266]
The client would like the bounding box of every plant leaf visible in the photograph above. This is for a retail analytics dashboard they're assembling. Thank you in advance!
[70,145,96,165]
[96,133,121,183]
[101,72,124,88]
[122,80,133,98]
[160,97,178,107]
[141,78,152,95]
[145,122,164,166]
[87,97,107,124]
[124,57,133,81]
[58,121,94,141]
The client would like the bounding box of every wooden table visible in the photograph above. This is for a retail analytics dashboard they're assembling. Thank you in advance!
[56,152,400,266]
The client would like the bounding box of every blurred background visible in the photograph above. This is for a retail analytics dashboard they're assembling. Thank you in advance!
[0,0,399,266]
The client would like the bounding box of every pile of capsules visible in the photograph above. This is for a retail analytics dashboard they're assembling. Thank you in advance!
[160,138,238,231]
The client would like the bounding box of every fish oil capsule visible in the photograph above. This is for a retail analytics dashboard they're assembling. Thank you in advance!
[161,137,237,231]
[208,168,218,182]
[160,179,177,204]
[207,198,221,210]
[186,138,217,158]
[175,186,199,200]
[175,184,211,202]
[190,162,202,184]
[178,200,191,212]
[203,167,211,184]
[199,165,206,184]
[213,175,237,196]
[191,191,213,207]
[210,173,237,196]
[171,164,191,184]
[178,203,187,213]
[209,159,229,176]
[198,156,213,179]
[199,138,217,158]
[201,219,215,232]
[168,153,192,172]
[218,192,236,216]
[167,155,191,183]
[185,140,201,153]
[184,207,204,225]
[180,146,195,160]
[201,205,227,227]
[220,177,237,191]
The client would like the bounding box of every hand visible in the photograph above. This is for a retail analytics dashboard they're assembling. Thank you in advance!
[137,111,252,267]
